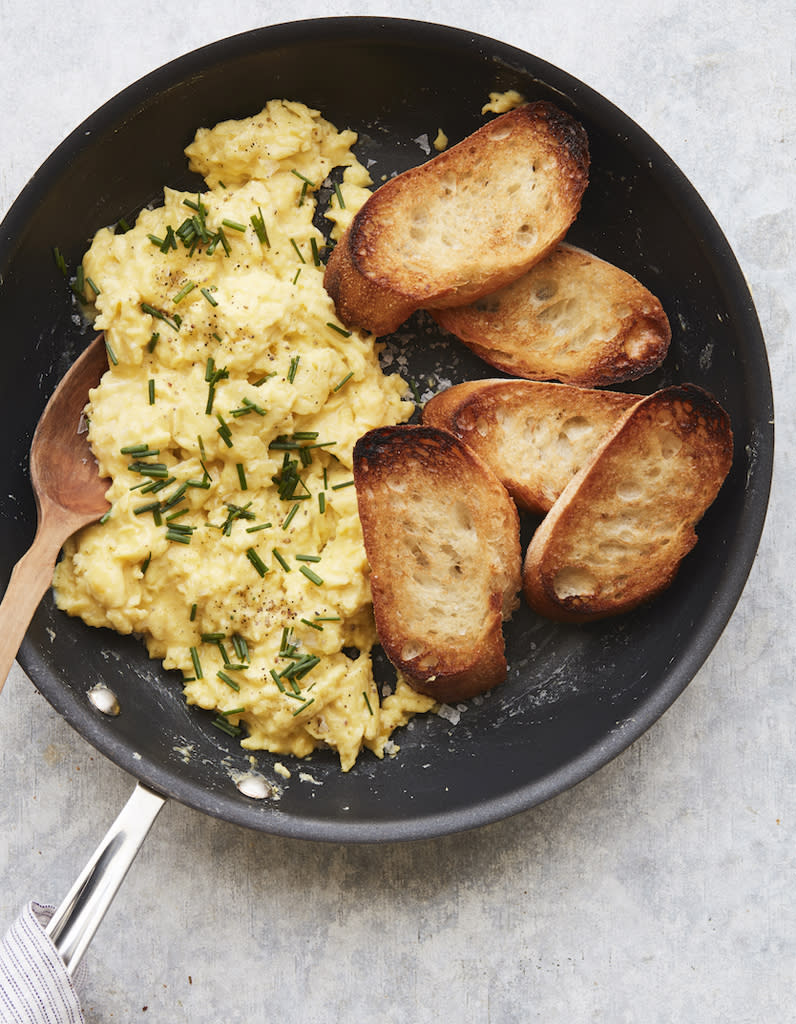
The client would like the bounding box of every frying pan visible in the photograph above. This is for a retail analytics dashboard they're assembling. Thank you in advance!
[0,15,773,870]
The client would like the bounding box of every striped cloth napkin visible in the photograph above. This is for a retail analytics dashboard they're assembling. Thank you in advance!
[0,904,84,1024]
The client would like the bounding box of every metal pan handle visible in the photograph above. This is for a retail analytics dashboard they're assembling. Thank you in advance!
[45,782,166,974]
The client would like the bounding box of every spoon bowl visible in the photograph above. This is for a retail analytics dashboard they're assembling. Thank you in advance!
[0,334,109,690]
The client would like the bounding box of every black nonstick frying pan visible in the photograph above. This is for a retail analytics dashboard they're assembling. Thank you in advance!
[0,17,773,863]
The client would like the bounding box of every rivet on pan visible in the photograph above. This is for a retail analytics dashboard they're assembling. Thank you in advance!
[233,771,273,800]
[87,683,121,717]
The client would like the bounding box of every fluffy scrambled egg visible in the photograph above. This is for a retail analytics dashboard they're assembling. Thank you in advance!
[53,99,435,771]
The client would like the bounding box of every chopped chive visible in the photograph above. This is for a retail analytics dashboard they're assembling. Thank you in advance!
[246,547,268,577]
[134,501,162,516]
[200,286,219,307]
[245,522,271,533]
[148,331,160,353]
[120,443,155,455]
[281,503,300,530]
[310,237,321,266]
[300,617,324,631]
[236,463,248,490]
[293,268,301,285]
[332,371,354,392]
[141,552,152,575]
[298,181,309,207]
[287,355,300,383]
[273,548,291,572]
[289,238,306,264]
[331,479,355,490]
[318,492,326,514]
[221,706,246,717]
[141,302,180,332]
[104,338,119,366]
[190,603,197,621]
[99,507,112,524]
[363,691,374,715]
[212,717,242,737]
[201,631,226,642]
[299,565,324,586]
[148,379,155,405]
[291,169,316,187]
[165,508,190,522]
[314,615,341,622]
[333,182,345,209]
[327,322,352,338]
[216,414,233,447]
[165,529,192,544]
[86,277,101,297]
[190,646,203,679]
[250,207,270,246]
[295,553,321,563]
[231,635,249,663]
[53,247,68,276]
[217,670,241,692]
[173,281,196,303]
[270,668,286,692]
[221,218,247,232]
[292,697,315,717]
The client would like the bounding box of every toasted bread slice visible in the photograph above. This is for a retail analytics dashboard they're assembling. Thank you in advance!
[324,102,589,336]
[353,425,521,702]
[431,242,671,386]
[423,379,641,515]
[522,385,733,622]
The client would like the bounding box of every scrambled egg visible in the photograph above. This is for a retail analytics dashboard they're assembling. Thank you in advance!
[53,99,435,771]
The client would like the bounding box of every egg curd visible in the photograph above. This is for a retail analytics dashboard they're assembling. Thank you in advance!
[53,99,435,771]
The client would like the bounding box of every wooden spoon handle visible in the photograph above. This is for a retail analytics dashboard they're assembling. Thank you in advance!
[0,522,66,692]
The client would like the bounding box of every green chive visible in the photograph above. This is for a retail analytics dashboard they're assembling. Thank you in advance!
[201,632,226,642]
[287,355,300,383]
[148,379,155,405]
[318,492,326,514]
[201,286,219,307]
[333,182,345,209]
[273,548,291,572]
[236,463,248,490]
[281,503,300,530]
[165,529,191,544]
[246,547,268,577]
[217,670,241,692]
[141,552,152,575]
[331,479,355,490]
[300,565,324,586]
[104,338,119,366]
[289,238,306,264]
[291,169,316,187]
[190,646,203,679]
[300,617,324,631]
[245,522,271,533]
[332,371,354,391]
[251,208,270,246]
[190,603,197,621]
[221,218,247,232]
[292,697,315,717]
[363,691,374,715]
[327,322,352,338]
[173,281,196,303]
[148,332,160,353]
[295,553,321,562]
[53,247,68,276]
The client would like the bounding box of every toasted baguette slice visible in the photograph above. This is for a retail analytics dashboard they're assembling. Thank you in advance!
[523,385,733,622]
[324,102,589,336]
[353,425,521,702]
[431,242,671,386]
[423,379,641,515]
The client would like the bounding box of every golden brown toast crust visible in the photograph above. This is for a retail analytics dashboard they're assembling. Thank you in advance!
[353,425,521,702]
[431,242,671,386]
[522,385,733,622]
[423,379,641,514]
[324,103,590,336]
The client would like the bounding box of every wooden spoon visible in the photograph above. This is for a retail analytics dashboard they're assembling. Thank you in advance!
[0,335,110,690]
